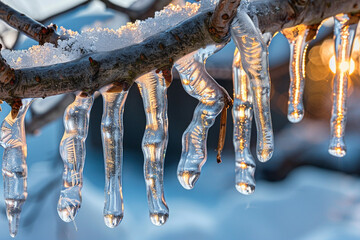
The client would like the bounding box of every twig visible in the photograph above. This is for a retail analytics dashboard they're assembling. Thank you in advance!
[209,0,241,42]
[0,2,61,45]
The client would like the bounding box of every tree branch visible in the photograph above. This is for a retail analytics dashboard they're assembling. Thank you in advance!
[0,0,358,101]
[0,2,62,45]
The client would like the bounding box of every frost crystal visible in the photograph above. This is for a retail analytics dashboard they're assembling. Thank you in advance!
[1,2,202,69]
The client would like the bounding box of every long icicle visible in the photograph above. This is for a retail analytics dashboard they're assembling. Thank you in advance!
[231,10,274,162]
[57,92,94,222]
[101,84,128,228]
[100,84,129,228]
[232,48,256,195]
[0,98,32,237]
[328,14,358,157]
[282,24,318,123]
[174,44,231,190]
[136,70,171,226]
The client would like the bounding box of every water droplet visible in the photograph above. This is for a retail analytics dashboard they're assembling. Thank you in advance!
[57,198,80,222]
[150,213,168,226]
[236,182,255,195]
[177,170,200,190]
[104,214,123,228]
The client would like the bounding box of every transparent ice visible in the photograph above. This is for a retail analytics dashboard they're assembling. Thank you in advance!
[174,44,227,190]
[100,85,129,228]
[58,93,94,222]
[0,98,32,237]
[232,48,255,195]
[282,25,314,123]
[328,14,358,157]
[231,10,274,162]
[136,71,170,226]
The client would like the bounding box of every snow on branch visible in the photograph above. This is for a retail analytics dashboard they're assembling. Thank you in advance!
[0,0,358,102]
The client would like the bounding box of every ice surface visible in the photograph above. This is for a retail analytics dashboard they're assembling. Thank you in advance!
[174,44,227,190]
[58,93,94,222]
[0,98,32,237]
[136,71,170,226]
[232,48,255,194]
[282,25,313,123]
[328,14,358,157]
[231,10,274,162]
[100,85,129,228]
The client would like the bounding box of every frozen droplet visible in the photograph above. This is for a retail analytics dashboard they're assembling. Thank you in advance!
[231,10,274,162]
[232,48,256,194]
[174,44,228,189]
[177,171,200,190]
[329,14,358,157]
[0,98,32,237]
[104,214,123,228]
[100,84,128,228]
[282,25,317,123]
[150,213,168,226]
[136,71,170,225]
[58,93,94,222]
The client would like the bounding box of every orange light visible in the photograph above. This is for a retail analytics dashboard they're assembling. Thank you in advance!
[329,56,355,74]
[239,183,248,191]
[239,162,247,169]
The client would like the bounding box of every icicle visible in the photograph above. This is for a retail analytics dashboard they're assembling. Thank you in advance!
[0,98,32,237]
[232,48,256,194]
[100,84,129,228]
[57,92,94,222]
[282,24,318,123]
[136,70,171,226]
[329,14,358,157]
[231,11,274,162]
[174,44,230,190]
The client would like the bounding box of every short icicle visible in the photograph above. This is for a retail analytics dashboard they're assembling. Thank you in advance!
[232,48,256,195]
[0,98,32,237]
[282,24,317,123]
[231,10,274,162]
[57,92,94,222]
[174,44,230,190]
[328,14,358,157]
[100,84,129,228]
[136,71,171,226]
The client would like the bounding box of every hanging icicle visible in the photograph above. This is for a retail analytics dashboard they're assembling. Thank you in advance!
[136,70,171,226]
[328,14,358,157]
[100,83,129,228]
[0,98,32,237]
[174,44,231,190]
[231,10,274,162]
[282,24,319,123]
[232,48,256,195]
[57,93,94,222]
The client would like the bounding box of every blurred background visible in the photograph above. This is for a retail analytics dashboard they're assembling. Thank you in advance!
[1,0,360,239]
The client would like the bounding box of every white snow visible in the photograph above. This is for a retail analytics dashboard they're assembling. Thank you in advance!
[1,2,204,69]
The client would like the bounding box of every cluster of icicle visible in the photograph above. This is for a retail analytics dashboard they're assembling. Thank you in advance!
[0,3,358,238]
